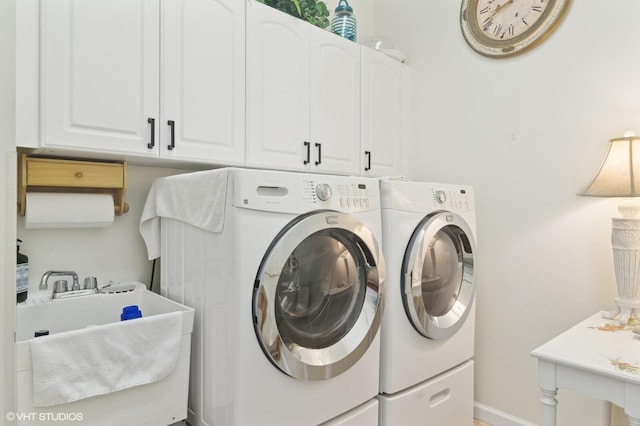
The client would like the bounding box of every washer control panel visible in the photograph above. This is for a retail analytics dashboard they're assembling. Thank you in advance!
[304,180,375,211]
[433,188,472,211]
[234,169,380,213]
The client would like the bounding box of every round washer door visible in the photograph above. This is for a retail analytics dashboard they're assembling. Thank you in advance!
[402,211,476,340]
[253,210,385,380]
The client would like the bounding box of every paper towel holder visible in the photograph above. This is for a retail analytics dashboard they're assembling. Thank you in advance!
[17,153,129,216]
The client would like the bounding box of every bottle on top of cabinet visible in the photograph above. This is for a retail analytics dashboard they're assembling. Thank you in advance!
[331,0,357,41]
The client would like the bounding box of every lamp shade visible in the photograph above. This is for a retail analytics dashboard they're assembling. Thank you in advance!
[583,136,640,197]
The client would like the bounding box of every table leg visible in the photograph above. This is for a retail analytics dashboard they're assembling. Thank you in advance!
[540,388,558,426]
[626,383,640,426]
[537,360,558,426]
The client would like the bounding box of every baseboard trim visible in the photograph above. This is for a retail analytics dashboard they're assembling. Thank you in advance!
[474,402,537,426]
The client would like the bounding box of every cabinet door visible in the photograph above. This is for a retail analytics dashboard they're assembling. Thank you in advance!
[40,0,159,156]
[161,0,245,165]
[246,1,310,171]
[361,47,409,177]
[309,28,360,175]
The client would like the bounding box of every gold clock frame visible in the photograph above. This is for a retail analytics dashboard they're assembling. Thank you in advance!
[460,0,570,58]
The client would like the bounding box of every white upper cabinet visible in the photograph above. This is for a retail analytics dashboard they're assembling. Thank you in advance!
[29,0,407,174]
[246,1,360,175]
[39,0,245,165]
[161,0,245,164]
[40,0,160,157]
[246,2,310,171]
[309,26,361,175]
[361,46,409,177]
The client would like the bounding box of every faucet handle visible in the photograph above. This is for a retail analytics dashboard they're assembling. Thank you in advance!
[53,279,69,294]
[83,276,98,290]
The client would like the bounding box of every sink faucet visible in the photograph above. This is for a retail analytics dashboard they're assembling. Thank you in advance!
[39,270,80,291]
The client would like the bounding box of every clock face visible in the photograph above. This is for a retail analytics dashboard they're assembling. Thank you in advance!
[460,0,570,57]
[477,0,549,41]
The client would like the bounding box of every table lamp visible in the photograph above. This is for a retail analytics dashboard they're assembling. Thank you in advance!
[583,132,640,325]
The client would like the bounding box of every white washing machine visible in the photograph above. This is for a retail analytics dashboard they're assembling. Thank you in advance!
[377,180,477,425]
[140,168,385,426]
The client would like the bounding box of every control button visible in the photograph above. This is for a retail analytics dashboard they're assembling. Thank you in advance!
[363,199,369,208]
[354,198,360,208]
[346,198,352,207]
[435,190,447,204]
[316,183,332,201]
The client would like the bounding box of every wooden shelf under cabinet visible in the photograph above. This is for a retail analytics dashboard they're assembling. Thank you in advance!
[17,154,128,216]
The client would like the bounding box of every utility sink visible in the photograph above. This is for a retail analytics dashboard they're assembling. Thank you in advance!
[16,287,194,426]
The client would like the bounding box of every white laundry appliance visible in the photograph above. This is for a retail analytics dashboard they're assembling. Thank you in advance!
[139,168,386,426]
[377,180,477,425]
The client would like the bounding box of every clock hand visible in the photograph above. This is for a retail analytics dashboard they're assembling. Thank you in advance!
[488,0,514,19]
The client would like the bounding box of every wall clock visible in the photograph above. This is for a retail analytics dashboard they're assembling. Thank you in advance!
[460,0,570,58]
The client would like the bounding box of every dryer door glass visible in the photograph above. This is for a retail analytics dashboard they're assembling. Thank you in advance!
[402,211,476,340]
[253,210,385,380]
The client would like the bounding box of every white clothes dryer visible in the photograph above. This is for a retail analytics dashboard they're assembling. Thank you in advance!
[377,180,477,424]
[141,168,385,426]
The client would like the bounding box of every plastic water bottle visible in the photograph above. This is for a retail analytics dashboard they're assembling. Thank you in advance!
[331,0,356,42]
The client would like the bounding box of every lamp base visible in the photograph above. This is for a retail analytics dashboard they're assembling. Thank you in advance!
[601,298,640,325]
[608,218,640,325]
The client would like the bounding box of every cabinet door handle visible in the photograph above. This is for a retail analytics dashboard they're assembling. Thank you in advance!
[303,141,311,164]
[365,150,371,171]
[147,118,155,149]
[167,120,175,150]
[315,143,322,165]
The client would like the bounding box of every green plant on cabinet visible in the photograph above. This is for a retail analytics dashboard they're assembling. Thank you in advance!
[256,0,330,28]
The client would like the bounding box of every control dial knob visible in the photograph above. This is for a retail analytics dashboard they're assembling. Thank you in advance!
[435,190,447,204]
[316,183,332,201]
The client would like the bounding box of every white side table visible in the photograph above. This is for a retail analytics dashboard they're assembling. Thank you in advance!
[531,312,640,426]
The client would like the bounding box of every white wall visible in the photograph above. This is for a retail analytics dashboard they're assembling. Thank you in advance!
[374,0,640,424]
[1,0,17,416]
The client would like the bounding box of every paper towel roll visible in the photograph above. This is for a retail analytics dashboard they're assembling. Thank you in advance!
[25,193,115,228]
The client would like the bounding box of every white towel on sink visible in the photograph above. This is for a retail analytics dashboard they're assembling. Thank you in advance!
[30,311,183,407]
[139,168,230,259]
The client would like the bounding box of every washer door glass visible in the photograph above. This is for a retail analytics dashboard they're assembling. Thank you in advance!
[276,232,365,348]
[253,211,385,380]
[402,211,476,340]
